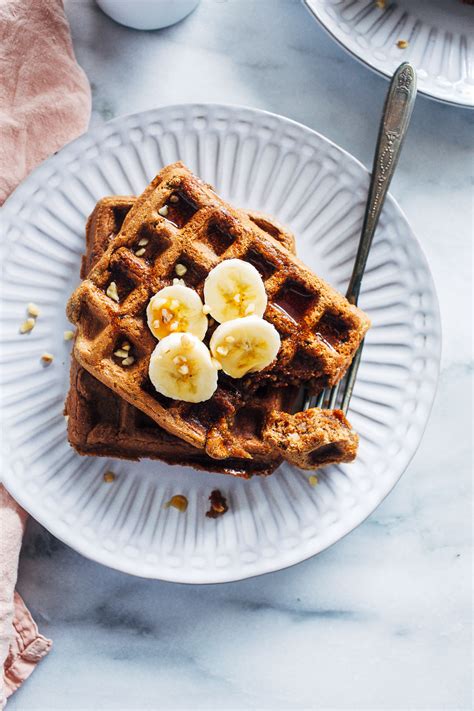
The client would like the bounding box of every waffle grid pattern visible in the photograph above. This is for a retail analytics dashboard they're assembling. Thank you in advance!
[67,196,296,474]
[67,163,369,453]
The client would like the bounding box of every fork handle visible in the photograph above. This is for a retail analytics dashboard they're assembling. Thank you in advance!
[345,62,417,306]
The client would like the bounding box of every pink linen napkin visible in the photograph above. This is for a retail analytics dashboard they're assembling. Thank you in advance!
[0,0,91,705]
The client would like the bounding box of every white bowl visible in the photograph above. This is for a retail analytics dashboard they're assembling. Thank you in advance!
[96,0,200,30]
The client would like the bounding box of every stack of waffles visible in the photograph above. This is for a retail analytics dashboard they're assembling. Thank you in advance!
[65,163,370,478]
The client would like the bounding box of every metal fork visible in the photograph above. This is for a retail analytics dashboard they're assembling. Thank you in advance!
[305,61,417,414]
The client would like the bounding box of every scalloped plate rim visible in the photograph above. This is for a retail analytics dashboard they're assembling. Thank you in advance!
[0,103,442,583]
[303,0,474,110]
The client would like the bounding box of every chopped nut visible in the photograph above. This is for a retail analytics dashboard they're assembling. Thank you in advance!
[64,414,69,422]
[114,348,129,358]
[138,237,149,247]
[122,356,135,366]
[135,247,146,257]
[175,263,187,277]
[216,345,228,356]
[165,494,188,512]
[397,39,408,49]
[173,277,185,286]
[64,330,75,341]
[161,308,173,323]
[19,318,36,334]
[106,281,119,302]
[121,341,131,351]
[103,470,116,483]
[173,355,187,365]
[158,205,169,217]
[206,489,228,519]
[169,194,179,204]
[202,304,211,315]
[178,364,189,375]
[308,475,319,487]
[169,321,179,331]
[40,352,54,365]
[27,302,40,318]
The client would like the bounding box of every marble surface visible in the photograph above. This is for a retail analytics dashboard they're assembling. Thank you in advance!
[8,1,472,709]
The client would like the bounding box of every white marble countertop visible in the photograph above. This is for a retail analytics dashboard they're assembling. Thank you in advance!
[9,1,472,709]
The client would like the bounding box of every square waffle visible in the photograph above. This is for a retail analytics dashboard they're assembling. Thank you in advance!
[67,163,370,457]
[66,196,297,476]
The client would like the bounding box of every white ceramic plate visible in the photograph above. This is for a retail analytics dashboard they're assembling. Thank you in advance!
[0,104,440,582]
[304,0,474,108]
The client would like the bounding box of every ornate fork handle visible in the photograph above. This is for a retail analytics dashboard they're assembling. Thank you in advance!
[346,62,417,307]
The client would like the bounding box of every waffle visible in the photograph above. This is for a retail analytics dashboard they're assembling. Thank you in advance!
[66,358,286,477]
[264,409,359,470]
[66,196,297,477]
[67,162,370,456]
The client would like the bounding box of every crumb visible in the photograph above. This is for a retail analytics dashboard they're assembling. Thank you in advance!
[397,40,409,49]
[19,317,35,334]
[40,352,54,365]
[27,302,40,317]
[64,330,75,341]
[106,281,119,302]
[206,489,228,518]
[308,475,319,487]
[175,263,187,277]
[165,494,188,512]
[103,470,116,483]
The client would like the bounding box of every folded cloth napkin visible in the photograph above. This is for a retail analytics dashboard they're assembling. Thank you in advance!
[0,0,91,705]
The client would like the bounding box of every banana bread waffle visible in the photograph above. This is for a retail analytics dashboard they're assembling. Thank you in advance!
[264,409,359,470]
[66,358,285,477]
[66,196,297,476]
[67,163,369,456]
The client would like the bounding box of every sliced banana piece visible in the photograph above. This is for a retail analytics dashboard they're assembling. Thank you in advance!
[149,333,218,403]
[147,284,208,340]
[204,258,267,323]
[210,316,281,379]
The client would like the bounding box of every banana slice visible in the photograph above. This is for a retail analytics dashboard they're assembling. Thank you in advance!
[210,316,281,379]
[204,259,267,323]
[146,284,208,340]
[149,333,218,403]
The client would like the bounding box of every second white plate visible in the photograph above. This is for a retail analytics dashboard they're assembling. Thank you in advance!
[0,104,441,582]
[305,0,474,108]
